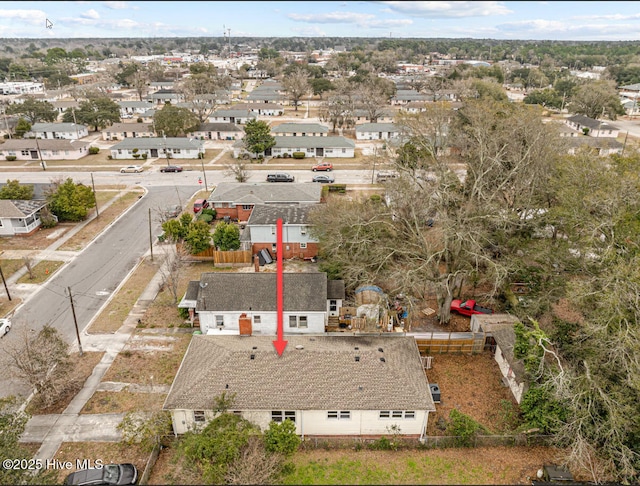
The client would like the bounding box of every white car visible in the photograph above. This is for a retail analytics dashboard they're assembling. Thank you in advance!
[120,165,143,173]
[0,318,11,337]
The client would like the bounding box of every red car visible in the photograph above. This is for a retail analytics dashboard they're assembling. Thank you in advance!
[193,199,209,213]
[450,299,493,317]
[312,162,333,172]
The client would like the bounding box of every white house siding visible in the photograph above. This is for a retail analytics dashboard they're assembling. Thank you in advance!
[0,147,88,161]
[494,344,525,404]
[326,299,343,317]
[249,224,316,246]
[198,311,325,335]
[171,409,428,437]
[110,148,201,160]
[31,128,89,140]
[270,146,354,158]
[355,131,399,140]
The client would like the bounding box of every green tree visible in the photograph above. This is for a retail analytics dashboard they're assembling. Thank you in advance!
[569,80,625,120]
[0,179,34,200]
[242,119,275,158]
[62,97,120,131]
[258,47,280,60]
[6,96,57,123]
[212,221,241,251]
[47,178,96,221]
[14,118,31,138]
[264,419,301,455]
[184,220,212,254]
[153,104,199,137]
[310,78,334,98]
[44,47,68,64]
[161,215,191,242]
[118,410,173,453]
[524,88,563,109]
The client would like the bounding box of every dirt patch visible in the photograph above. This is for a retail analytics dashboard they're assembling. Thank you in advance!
[425,352,518,436]
[102,332,191,386]
[52,442,149,485]
[0,222,77,251]
[81,391,167,414]
[410,296,480,333]
[26,351,105,415]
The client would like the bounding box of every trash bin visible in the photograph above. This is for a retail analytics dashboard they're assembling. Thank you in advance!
[429,384,441,403]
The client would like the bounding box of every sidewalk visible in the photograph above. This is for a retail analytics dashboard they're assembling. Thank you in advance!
[20,247,177,461]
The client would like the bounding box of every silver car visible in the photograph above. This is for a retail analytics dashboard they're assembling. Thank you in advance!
[120,165,143,173]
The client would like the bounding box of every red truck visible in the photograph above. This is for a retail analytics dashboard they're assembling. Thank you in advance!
[450,299,493,317]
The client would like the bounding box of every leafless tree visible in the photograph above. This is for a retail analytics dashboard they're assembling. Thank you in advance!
[158,245,191,305]
[281,67,310,111]
[22,256,35,279]
[224,161,249,182]
[127,68,149,102]
[225,436,283,485]
[178,73,231,124]
[356,80,391,123]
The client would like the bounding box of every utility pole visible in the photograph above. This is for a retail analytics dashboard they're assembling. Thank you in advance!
[148,207,154,262]
[0,265,11,301]
[621,130,629,157]
[200,156,208,191]
[33,136,46,171]
[90,172,99,219]
[67,287,83,356]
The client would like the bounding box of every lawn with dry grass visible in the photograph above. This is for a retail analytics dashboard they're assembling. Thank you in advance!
[0,259,24,279]
[102,332,192,386]
[52,442,150,485]
[26,351,105,415]
[88,257,163,334]
[17,260,65,284]
[0,296,22,317]
[59,189,144,251]
[0,222,76,251]
[82,391,166,414]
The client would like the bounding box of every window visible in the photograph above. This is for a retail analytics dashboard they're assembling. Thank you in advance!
[379,411,390,419]
[300,226,307,234]
[405,411,415,419]
[299,316,308,328]
[327,411,351,420]
[342,148,346,153]
[300,242,307,249]
[118,149,122,154]
[215,315,224,327]
[51,150,59,155]
[253,315,261,324]
[271,226,276,234]
[380,410,413,419]
[173,149,181,154]
[271,411,296,423]
[194,410,205,422]
[21,150,29,156]
[242,204,252,210]
[329,299,337,312]
[392,411,402,418]
[307,148,314,153]
[289,316,297,328]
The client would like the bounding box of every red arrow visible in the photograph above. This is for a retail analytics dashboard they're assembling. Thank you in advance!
[273,218,287,356]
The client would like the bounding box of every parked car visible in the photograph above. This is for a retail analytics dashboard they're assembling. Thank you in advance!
[450,299,493,317]
[312,162,333,171]
[193,199,209,213]
[160,165,183,173]
[312,174,335,183]
[164,204,181,218]
[0,318,11,337]
[266,172,295,182]
[63,463,138,485]
[120,165,143,173]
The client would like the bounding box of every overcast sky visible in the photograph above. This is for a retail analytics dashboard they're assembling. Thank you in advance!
[2,1,640,41]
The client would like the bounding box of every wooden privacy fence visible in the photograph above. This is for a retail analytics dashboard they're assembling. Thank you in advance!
[410,332,486,355]
[178,244,252,264]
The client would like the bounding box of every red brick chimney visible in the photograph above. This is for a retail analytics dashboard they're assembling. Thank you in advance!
[239,313,252,336]
[254,254,260,272]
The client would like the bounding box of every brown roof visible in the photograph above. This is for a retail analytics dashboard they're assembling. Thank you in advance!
[0,199,47,218]
[163,335,435,411]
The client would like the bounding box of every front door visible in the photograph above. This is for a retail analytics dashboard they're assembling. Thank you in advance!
[316,147,324,157]
[30,150,38,159]
[150,149,158,157]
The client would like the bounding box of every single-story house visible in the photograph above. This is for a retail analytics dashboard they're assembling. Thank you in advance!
[620,98,640,117]
[138,109,156,123]
[0,139,90,161]
[232,102,284,116]
[391,89,431,106]
[109,137,205,160]
[356,123,400,140]
[147,89,182,105]
[471,314,527,404]
[163,334,435,437]
[149,81,174,90]
[118,101,154,116]
[234,136,355,158]
[352,109,395,124]
[272,123,328,137]
[52,100,80,116]
[565,136,624,156]
[188,122,243,140]
[241,204,319,259]
[180,272,343,335]
[102,123,155,141]
[565,115,619,138]
[0,199,51,236]
[209,109,257,125]
[208,182,322,221]
[27,123,89,140]
[246,91,285,104]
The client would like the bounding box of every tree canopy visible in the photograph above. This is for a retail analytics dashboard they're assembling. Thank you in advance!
[62,97,120,131]
[153,104,199,137]
[46,178,96,221]
[0,179,34,200]
[6,96,57,124]
[242,119,275,157]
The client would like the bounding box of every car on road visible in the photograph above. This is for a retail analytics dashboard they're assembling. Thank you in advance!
[63,463,138,485]
[312,174,335,183]
[266,172,295,182]
[160,165,183,173]
[120,165,143,173]
[312,162,333,172]
[193,199,209,213]
[0,318,10,337]
[164,204,181,218]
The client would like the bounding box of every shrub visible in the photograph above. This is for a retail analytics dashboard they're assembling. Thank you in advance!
[201,208,216,218]
[5,155,17,161]
[369,194,382,203]
[292,151,305,159]
[446,409,489,447]
[107,155,113,160]
[132,148,139,153]
[282,152,291,158]
[88,146,100,155]
[178,307,190,319]
[136,117,143,123]
[142,153,148,159]
[197,213,213,223]
[328,184,347,193]
[133,154,141,159]
[264,419,301,455]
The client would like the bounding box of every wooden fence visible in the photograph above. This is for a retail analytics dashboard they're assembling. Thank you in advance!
[179,244,252,264]
[411,332,486,355]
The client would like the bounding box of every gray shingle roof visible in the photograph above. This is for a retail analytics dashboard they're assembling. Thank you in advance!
[196,272,328,312]
[356,123,399,133]
[272,123,329,134]
[327,280,346,300]
[566,115,615,130]
[0,139,89,151]
[119,101,154,108]
[246,204,315,225]
[0,199,47,218]
[163,335,435,411]
[103,123,153,132]
[274,136,355,149]
[110,137,204,150]
[31,122,88,132]
[211,109,257,118]
[194,123,242,132]
[209,183,321,205]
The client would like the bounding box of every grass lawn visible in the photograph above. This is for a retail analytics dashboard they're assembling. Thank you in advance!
[59,189,144,251]
[81,390,166,414]
[0,296,21,318]
[0,259,25,279]
[88,256,163,334]
[16,260,65,284]
[149,149,221,168]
